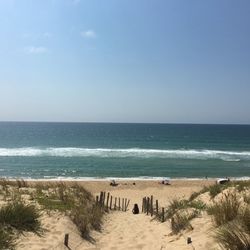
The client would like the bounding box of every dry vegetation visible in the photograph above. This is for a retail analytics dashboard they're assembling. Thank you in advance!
[157,180,250,250]
[0,179,105,250]
[1,178,250,250]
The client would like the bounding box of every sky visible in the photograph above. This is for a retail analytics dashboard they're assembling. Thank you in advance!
[0,0,250,124]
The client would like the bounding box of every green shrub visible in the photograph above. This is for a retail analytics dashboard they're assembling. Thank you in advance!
[36,196,73,212]
[0,202,41,234]
[207,192,241,226]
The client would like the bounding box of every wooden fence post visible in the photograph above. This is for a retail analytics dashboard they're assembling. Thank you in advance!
[125,199,130,211]
[161,208,165,222]
[96,195,99,205]
[99,192,103,206]
[103,192,106,207]
[114,197,117,210]
[110,196,113,210]
[143,197,146,213]
[156,200,159,216]
[106,192,110,208]
[146,197,149,215]
[119,198,121,210]
[150,195,153,216]
[64,234,69,247]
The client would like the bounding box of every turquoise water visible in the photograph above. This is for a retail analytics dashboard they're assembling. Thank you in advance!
[0,122,249,179]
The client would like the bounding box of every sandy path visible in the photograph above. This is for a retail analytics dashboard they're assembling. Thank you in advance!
[84,212,170,250]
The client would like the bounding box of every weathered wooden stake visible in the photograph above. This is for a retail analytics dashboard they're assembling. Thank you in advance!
[103,192,106,207]
[96,195,99,205]
[125,199,130,211]
[161,207,165,222]
[150,195,153,216]
[156,200,159,215]
[119,197,121,210]
[114,197,117,210]
[125,198,127,211]
[110,196,113,210]
[64,233,69,247]
[146,197,150,215]
[106,192,110,208]
[99,192,103,206]
[143,197,146,213]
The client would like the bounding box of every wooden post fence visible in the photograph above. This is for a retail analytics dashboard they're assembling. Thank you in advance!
[156,200,159,216]
[161,207,165,222]
[64,234,69,247]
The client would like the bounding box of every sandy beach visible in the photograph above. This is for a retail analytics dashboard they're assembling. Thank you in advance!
[7,179,221,250]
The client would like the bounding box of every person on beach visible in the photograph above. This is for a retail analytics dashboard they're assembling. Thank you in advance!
[132,204,139,214]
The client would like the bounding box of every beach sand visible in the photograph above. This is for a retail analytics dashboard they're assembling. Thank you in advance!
[12,179,220,250]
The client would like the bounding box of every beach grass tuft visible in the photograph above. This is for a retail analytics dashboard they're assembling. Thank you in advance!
[34,182,103,239]
[215,220,250,250]
[170,210,193,234]
[0,227,15,250]
[207,192,241,227]
[0,180,105,245]
[0,201,42,234]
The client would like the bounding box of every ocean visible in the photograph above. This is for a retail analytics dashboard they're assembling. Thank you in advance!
[0,122,249,180]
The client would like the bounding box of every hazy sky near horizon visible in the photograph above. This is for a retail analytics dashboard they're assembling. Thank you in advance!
[0,0,250,124]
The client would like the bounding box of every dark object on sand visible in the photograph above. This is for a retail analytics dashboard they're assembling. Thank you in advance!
[160,179,171,185]
[187,237,192,244]
[216,178,230,185]
[132,204,139,214]
[133,182,136,185]
[110,180,118,186]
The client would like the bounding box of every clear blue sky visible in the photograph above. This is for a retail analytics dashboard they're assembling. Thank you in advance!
[0,0,250,124]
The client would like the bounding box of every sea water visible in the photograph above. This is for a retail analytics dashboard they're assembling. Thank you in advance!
[0,122,249,179]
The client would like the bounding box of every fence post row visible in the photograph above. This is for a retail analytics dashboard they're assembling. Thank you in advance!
[141,196,165,222]
[96,191,129,212]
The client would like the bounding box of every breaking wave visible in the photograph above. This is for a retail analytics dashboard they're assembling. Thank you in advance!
[0,147,249,161]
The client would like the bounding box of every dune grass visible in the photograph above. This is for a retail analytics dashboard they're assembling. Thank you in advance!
[0,201,42,234]
[189,180,250,201]
[0,227,15,250]
[0,200,41,250]
[207,192,241,227]
[215,220,250,250]
[210,188,250,250]
[33,182,104,239]
[162,196,206,234]
[170,210,194,234]
[0,179,105,247]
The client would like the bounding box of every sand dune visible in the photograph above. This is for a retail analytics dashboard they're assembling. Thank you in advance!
[10,180,221,249]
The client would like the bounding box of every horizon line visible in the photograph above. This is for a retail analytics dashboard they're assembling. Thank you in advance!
[0,120,249,126]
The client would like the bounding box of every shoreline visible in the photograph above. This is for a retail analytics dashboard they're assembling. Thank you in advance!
[1,176,250,181]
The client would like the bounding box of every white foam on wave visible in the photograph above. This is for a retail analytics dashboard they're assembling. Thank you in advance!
[0,147,249,161]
